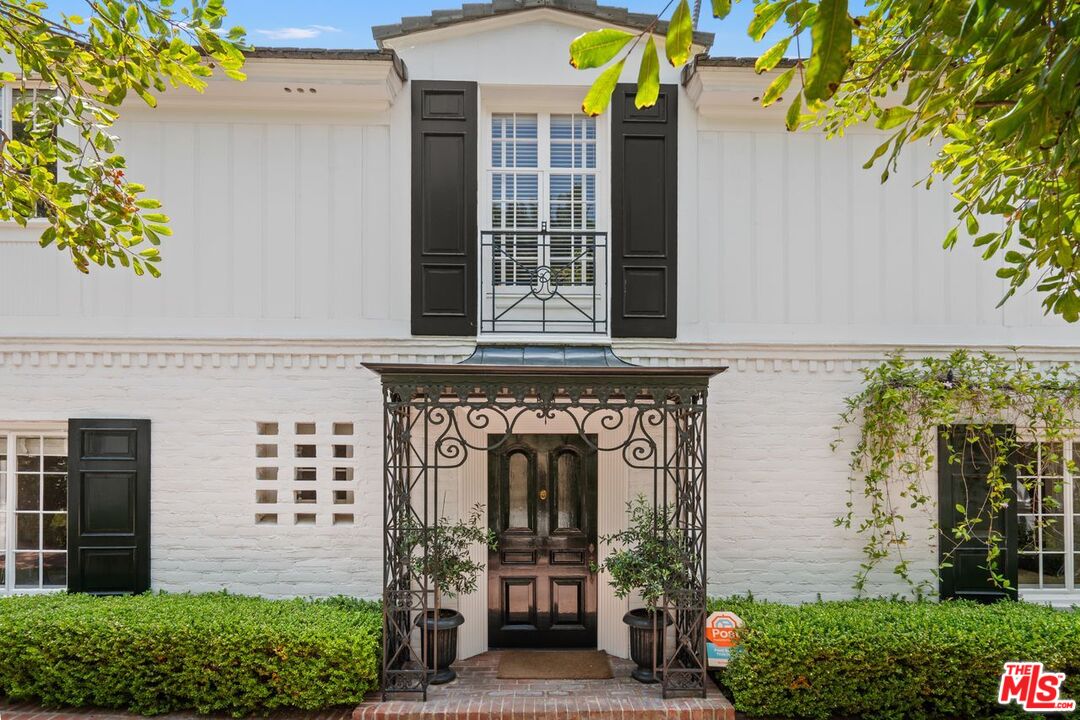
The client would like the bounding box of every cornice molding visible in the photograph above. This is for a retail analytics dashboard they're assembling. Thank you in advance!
[130,57,404,115]
[0,338,1075,374]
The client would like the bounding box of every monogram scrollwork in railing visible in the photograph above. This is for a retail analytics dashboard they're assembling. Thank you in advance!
[529,265,560,301]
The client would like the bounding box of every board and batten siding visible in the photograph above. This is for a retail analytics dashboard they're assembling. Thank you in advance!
[0,113,409,339]
[682,121,1071,346]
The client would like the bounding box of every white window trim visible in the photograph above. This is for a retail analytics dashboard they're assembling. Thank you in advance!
[0,84,59,236]
[478,87,612,342]
[0,422,68,594]
[1017,437,1078,605]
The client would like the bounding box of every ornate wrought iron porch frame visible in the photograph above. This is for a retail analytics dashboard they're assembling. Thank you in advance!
[364,362,724,701]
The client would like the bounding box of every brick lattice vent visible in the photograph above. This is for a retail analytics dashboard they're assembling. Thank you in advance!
[354,651,734,720]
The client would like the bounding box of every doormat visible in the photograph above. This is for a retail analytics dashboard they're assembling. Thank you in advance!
[497,650,614,680]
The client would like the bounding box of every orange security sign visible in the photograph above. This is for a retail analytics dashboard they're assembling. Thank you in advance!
[705,611,743,668]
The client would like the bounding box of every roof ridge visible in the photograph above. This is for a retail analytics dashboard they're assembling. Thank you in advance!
[372,0,714,49]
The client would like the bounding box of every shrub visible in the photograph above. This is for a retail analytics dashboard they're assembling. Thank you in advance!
[0,592,381,716]
[709,597,1080,720]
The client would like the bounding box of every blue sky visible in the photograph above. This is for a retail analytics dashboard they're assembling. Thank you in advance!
[45,0,866,56]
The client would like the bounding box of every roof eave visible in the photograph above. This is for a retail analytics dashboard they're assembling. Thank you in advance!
[373,3,714,51]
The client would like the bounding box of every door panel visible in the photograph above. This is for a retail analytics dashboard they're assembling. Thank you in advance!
[488,434,597,648]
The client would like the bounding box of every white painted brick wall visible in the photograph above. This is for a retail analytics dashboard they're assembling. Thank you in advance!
[707,360,938,602]
[0,344,971,603]
[0,354,385,598]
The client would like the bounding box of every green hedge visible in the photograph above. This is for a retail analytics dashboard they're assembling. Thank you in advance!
[0,592,381,716]
[710,597,1080,720]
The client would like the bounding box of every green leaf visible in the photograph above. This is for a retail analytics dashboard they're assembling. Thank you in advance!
[712,0,732,19]
[785,91,803,131]
[943,227,959,249]
[756,37,791,74]
[875,106,915,130]
[635,37,661,109]
[863,137,893,169]
[582,60,626,116]
[748,1,788,42]
[984,99,1037,141]
[803,0,853,102]
[569,29,635,69]
[966,213,980,235]
[762,67,795,106]
[666,0,694,67]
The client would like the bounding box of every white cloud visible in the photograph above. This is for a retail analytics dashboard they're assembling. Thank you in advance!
[254,25,342,41]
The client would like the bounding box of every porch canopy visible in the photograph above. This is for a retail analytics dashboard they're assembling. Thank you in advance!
[364,347,725,700]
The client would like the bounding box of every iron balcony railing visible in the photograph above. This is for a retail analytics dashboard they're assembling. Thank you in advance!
[480,224,608,335]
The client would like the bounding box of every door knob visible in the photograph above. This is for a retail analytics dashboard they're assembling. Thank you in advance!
[538,488,548,501]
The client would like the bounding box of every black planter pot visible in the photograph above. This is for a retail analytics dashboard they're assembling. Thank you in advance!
[417,609,464,684]
[623,608,671,684]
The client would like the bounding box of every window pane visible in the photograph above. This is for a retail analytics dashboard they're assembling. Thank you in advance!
[1019,554,1041,587]
[1043,442,1064,476]
[0,553,5,586]
[42,514,66,550]
[1040,477,1065,513]
[16,514,39,549]
[555,452,580,531]
[13,552,39,588]
[1016,442,1038,476]
[508,452,529,530]
[42,553,65,588]
[1018,516,1038,553]
[1016,479,1035,514]
[42,437,64,456]
[1042,554,1066,587]
[17,474,39,511]
[550,115,595,169]
[43,455,66,473]
[1043,518,1064,551]
[43,474,66,511]
[491,114,537,169]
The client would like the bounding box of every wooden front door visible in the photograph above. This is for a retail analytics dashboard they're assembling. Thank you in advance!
[488,434,597,648]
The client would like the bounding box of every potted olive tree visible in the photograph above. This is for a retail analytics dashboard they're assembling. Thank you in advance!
[594,494,692,683]
[405,502,497,684]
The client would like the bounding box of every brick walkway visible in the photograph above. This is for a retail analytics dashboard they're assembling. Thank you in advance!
[353,651,734,720]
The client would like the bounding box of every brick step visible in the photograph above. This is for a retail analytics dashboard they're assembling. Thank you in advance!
[354,652,734,720]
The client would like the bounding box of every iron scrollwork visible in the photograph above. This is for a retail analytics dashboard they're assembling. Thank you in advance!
[380,373,709,700]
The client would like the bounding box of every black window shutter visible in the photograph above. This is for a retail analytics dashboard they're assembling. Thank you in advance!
[67,419,151,594]
[411,80,478,336]
[937,424,1018,602]
[610,83,678,338]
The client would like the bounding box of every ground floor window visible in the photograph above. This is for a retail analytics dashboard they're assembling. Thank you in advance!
[1017,440,1079,593]
[0,430,67,591]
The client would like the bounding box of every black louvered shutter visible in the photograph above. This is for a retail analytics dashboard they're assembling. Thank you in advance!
[938,424,1018,602]
[610,83,678,338]
[411,80,478,336]
[67,419,151,594]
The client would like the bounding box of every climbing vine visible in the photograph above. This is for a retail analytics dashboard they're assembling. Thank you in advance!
[835,350,1080,596]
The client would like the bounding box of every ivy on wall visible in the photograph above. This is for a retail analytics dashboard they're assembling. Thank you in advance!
[835,350,1080,596]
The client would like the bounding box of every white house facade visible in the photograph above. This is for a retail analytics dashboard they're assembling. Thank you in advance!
[0,0,1077,695]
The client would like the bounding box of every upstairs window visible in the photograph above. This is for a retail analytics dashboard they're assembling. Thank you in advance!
[488,111,598,286]
[2,87,58,219]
